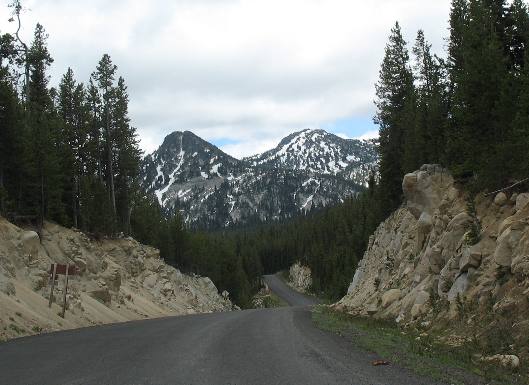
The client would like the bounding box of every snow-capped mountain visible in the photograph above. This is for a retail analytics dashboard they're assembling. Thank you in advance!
[140,129,377,228]
[245,129,377,185]
[142,131,242,207]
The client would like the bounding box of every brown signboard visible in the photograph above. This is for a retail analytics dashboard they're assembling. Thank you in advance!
[48,264,80,276]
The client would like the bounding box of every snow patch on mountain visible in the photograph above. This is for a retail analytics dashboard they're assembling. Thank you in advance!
[141,129,378,228]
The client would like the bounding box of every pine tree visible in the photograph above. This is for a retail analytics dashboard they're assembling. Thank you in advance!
[411,30,448,166]
[86,75,103,180]
[0,31,20,215]
[26,23,64,227]
[95,54,118,221]
[113,76,141,233]
[447,0,509,186]
[58,68,89,228]
[375,22,415,217]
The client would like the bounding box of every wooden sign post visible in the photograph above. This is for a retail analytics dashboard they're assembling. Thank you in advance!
[61,265,70,319]
[48,264,58,308]
[48,264,80,317]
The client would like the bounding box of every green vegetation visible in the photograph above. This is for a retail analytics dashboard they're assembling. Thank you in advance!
[312,306,526,385]
[253,291,287,309]
[375,0,529,217]
[8,323,25,335]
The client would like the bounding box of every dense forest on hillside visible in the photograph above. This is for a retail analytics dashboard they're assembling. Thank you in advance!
[375,0,529,218]
[1,0,529,306]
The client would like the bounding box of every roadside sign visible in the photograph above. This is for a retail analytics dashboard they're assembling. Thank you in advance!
[48,264,80,276]
[48,264,80,318]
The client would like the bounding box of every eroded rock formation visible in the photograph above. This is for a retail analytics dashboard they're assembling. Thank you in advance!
[0,218,232,341]
[338,164,529,364]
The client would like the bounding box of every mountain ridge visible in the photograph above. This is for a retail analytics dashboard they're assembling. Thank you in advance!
[140,129,378,228]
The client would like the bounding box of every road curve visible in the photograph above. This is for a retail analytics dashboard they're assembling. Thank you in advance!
[262,274,319,306]
[0,275,445,385]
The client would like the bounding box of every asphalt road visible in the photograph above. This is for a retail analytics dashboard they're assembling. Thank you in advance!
[0,274,445,385]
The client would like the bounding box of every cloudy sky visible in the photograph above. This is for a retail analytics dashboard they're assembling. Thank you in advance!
[0,0,452,158]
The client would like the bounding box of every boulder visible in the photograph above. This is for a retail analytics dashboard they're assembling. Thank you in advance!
[414,290,430,306]
[516,193,529,212]
[448,273,469,302]
[511,255,529,279]
[494,228,523,267]
[143,274,157,289]
[494,192,508,206]
[447,212,472,232]
[482,355,520,369]
[381,289,401,308]
[459,247,482,272]
[403,165,453,219]
[348,260,365,294]
[426,245,443,274]
[416,212,433,252]
[20,231,40,260]
[102,268,121,292]
[161,281,174,296]
[411,303,427,318]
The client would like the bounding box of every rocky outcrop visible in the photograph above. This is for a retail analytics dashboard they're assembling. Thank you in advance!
[288,262,312,293]
[0,218,232,341]
[338,164,529,366]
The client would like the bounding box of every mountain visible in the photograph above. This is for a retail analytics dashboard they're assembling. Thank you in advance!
[142,131,242,207]
[140,129,377,228]
[245,129,377,185]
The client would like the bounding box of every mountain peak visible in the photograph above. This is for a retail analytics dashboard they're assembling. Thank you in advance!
[141,129,377,228]
[246,128,377,183]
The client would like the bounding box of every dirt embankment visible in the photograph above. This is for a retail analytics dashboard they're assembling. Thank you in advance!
[0,218,232,341]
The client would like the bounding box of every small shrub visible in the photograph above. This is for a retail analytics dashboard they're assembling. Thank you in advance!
[465,197,481,246]
[9,324,25,334]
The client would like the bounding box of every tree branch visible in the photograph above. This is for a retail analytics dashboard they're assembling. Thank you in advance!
[484,178,529,197]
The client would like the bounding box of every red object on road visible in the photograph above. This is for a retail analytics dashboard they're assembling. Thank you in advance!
[371,360,390,366]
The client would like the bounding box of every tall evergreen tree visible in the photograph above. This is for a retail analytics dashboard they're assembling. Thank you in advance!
[58,68,89,228]
[113,76,141,233]
[375,22,415,217]
[411,30,448,167]
[0,31,20,214]
[95,54,118,220]
[26,23,63,226]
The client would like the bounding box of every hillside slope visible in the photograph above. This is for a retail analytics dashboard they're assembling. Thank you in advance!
[0,217,232,341]
[337,165,529,365]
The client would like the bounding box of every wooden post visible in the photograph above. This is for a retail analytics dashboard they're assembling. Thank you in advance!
[49,264,57,308]
[61,265,70,318]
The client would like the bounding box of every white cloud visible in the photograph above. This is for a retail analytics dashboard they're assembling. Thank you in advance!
[0,0,451,157]
[355,130,380,141]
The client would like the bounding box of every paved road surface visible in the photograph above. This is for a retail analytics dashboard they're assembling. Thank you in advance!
[0,274,445,385]
[262,274,319,306]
